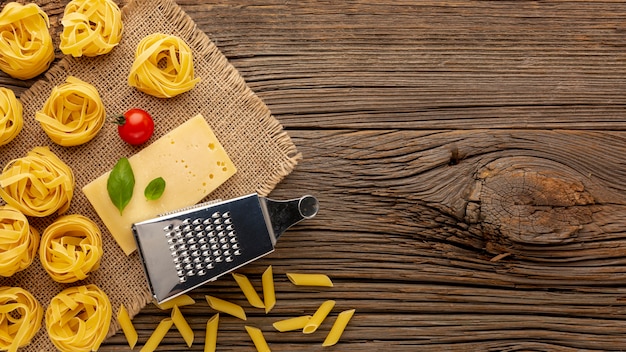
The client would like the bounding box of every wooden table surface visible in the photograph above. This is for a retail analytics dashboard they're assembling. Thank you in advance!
[3,0,626,351]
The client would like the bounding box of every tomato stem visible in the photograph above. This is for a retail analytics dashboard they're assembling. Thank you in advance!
[111,114,126,125]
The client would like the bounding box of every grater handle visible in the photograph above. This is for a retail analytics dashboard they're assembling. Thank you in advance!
[262,195,319,239]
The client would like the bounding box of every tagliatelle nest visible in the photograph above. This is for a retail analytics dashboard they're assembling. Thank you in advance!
[45,284,111,352]
[0,206,39,278]
[60,0,123,57]
[128,33,200,98]
[0,147,75,218]
[0,2,54,80]
[0,87,23,146]
[0,287,43,352]
[35,76,106,147]
[39,214,103,283]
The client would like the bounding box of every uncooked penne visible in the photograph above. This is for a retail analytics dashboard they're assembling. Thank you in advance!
[286,273,333,287]
[272,315,312,332]
[140,317,173,352]
[154,294,195,310]
[205,295,247,320]
[322,309,356,347]
[232,273,265,309]
[262,266,276,313]
[204,314,219,352]
[171,305,194,347]
[117,304,138,349]
[245,326,271,352]
[303,300,335,334]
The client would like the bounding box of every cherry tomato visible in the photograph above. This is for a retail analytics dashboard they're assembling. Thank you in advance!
[115,108,154,145]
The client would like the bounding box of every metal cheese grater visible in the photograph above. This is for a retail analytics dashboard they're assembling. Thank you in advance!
[132,193,319,304]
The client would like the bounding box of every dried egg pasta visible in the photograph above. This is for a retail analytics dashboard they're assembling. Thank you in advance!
[128,33,200,98]
[60,0,123,57]
[0,206,39,277]
[45,284,112,352]
[39,214,103,283]
[0,2,54,79]
[0,87,22,146]
[35,76,106,146]
[0,147,74,217]
[0,287,43,352]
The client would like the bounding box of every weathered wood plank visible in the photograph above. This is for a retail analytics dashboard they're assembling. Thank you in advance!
[3,1,626,130]
[101,129,626,351]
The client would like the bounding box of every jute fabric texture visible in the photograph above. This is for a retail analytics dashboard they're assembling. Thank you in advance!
[0,0,300,349]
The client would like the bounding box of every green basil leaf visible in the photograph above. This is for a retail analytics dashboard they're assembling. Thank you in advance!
[107,157,135,215]
[144,177,166,201]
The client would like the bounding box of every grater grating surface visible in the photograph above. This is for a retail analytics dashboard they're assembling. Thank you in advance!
[132,193,318,303]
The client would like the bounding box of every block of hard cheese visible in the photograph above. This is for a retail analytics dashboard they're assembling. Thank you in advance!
[82,114,237,255]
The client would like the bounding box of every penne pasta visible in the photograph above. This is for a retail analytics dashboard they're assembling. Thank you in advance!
[232,273,265,309]
[117,304,138,349]
[262,266,276,313]
[244,326,271,352]
[205,295,247,320]
[171,305,194,347]
[322,309,356,347]
[204,313,219,352]
[154,294,196,310]
[303,300,335,334]
[140,317,174,352]
[272,315,312,332]
[286,273,333,287]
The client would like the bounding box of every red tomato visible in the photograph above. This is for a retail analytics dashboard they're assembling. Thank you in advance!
[116,108,154,145]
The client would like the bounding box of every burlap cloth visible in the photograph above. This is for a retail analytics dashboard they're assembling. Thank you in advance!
[0,0,301,350]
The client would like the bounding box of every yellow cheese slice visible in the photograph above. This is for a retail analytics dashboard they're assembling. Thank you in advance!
[82,114,236,255]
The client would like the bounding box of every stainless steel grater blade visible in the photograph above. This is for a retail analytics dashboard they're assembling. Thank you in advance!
[132,193,319,303]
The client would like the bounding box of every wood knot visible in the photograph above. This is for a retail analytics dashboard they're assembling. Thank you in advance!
[466,158,594,247]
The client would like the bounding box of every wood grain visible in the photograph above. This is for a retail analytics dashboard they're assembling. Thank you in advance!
[2,0,626,350]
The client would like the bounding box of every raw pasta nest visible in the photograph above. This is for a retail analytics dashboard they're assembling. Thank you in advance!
[0,87,23,146]
[45,284,111,352]
[0,146,75,217]
[0,2,54,80]
[0,287,43,352]
[39,214,103,283]
[0,206,39,277]
[128,33,200,98]
[60,0,123,57]
[35,76,106,146]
